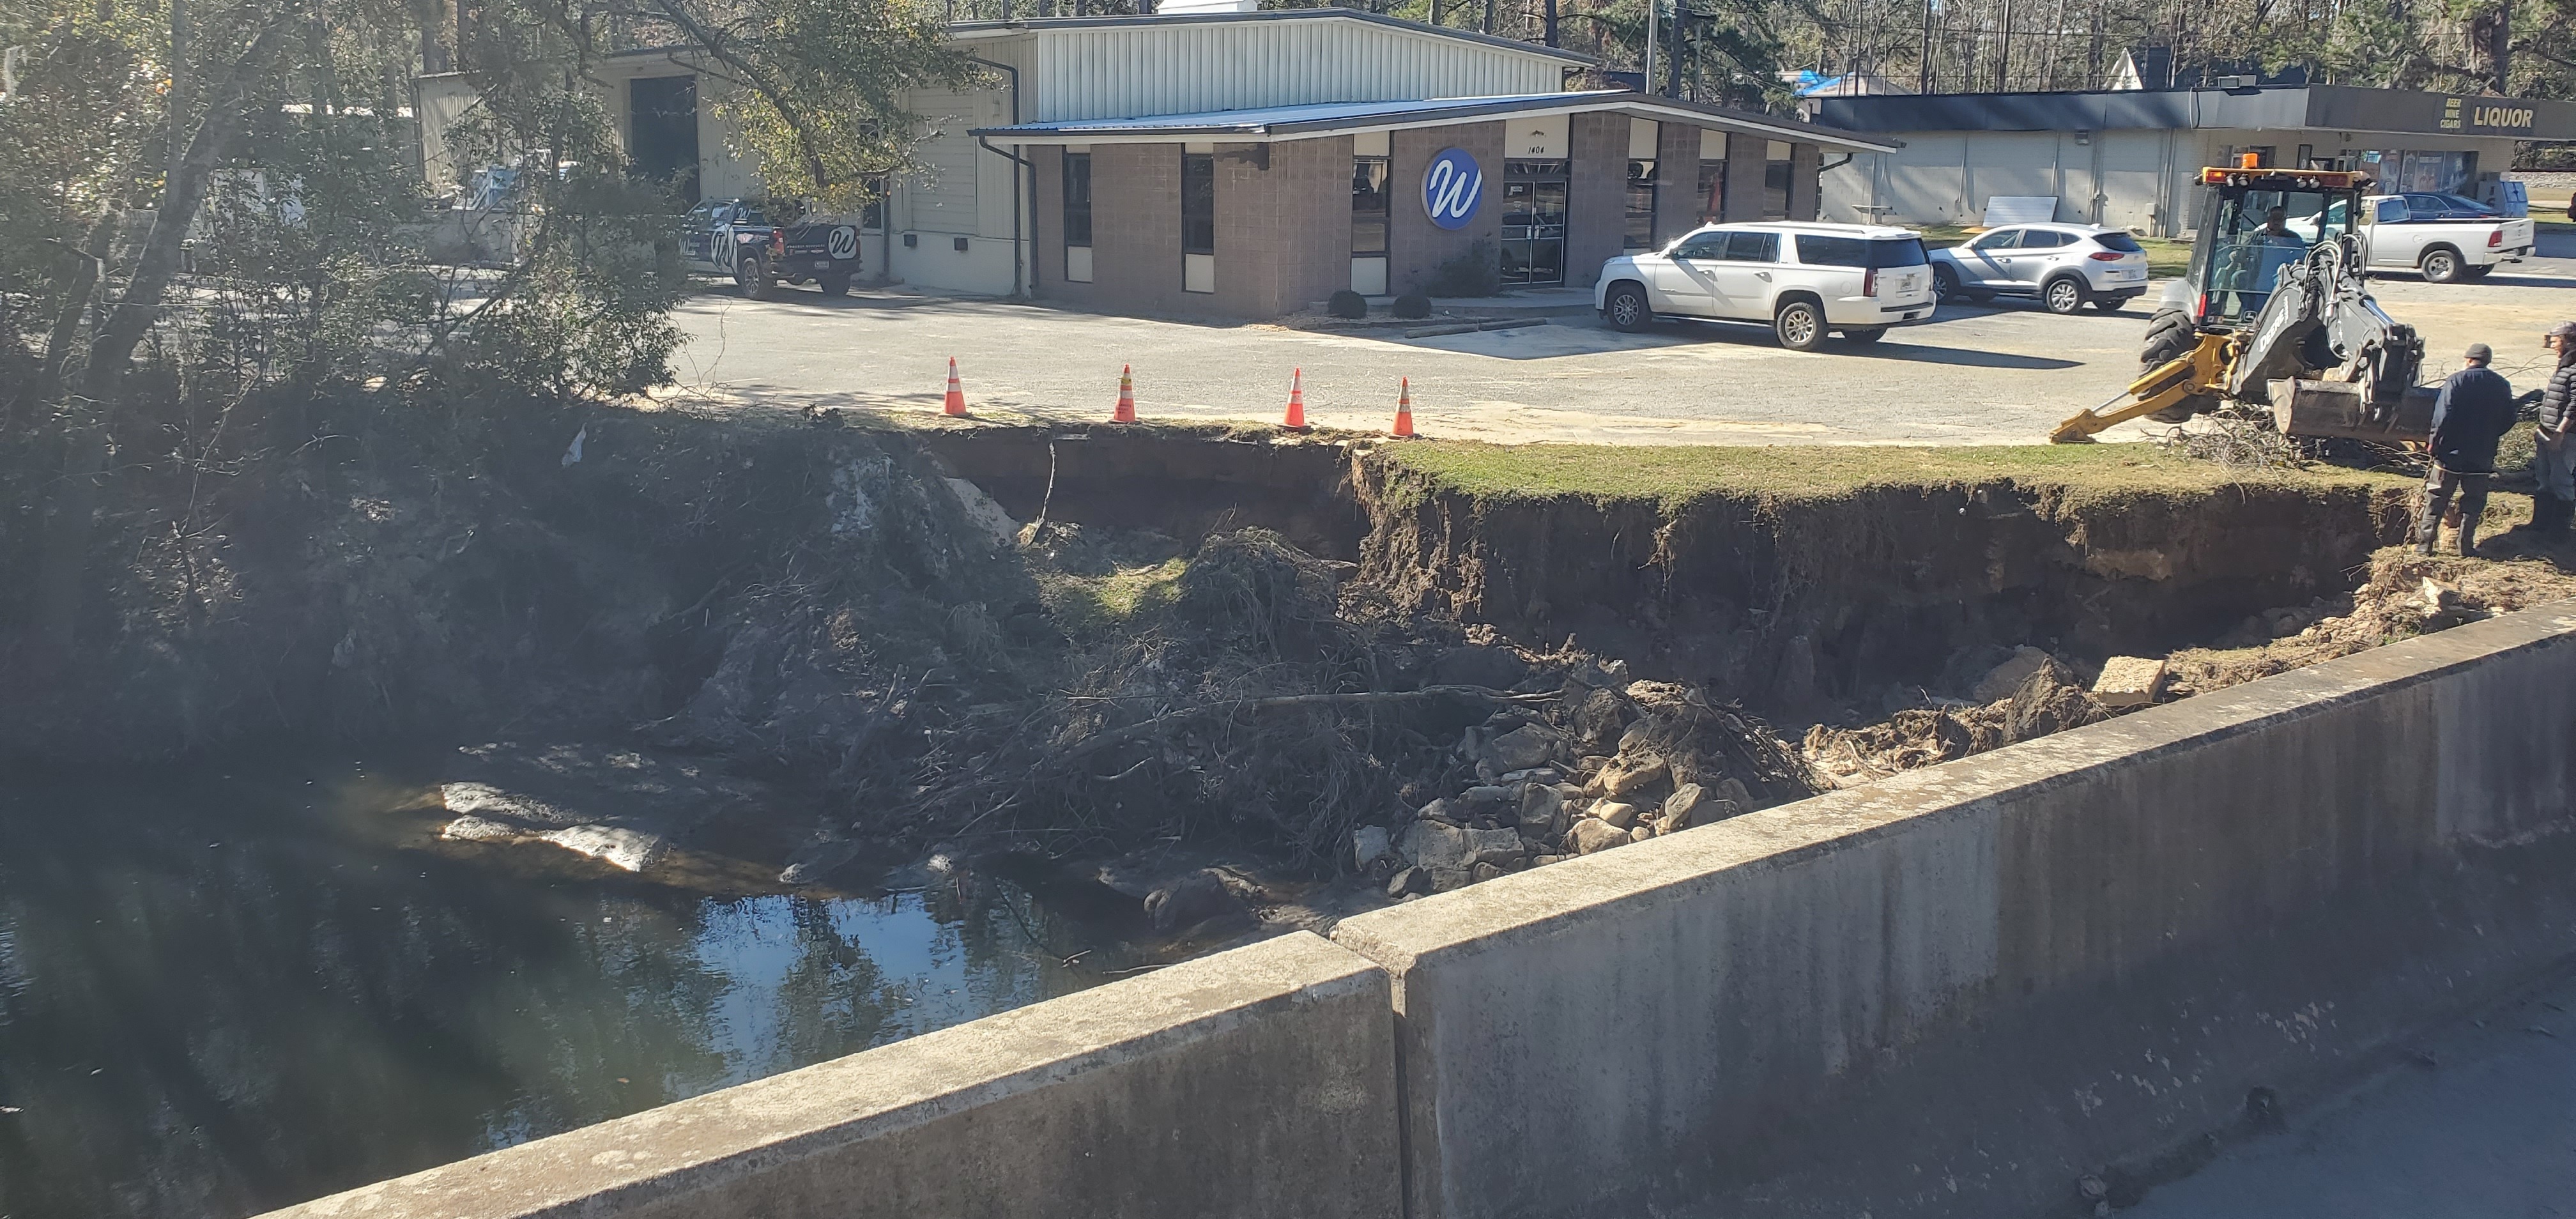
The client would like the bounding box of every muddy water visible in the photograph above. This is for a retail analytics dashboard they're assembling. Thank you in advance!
[0,761,1126,1219]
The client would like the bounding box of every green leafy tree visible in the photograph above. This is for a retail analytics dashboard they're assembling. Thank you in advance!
[0,0,967,664]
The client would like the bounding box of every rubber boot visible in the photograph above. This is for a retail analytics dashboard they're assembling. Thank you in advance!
[2416,502,2444,556]
[2541,493,2574,539]
[2458,505,2484,558]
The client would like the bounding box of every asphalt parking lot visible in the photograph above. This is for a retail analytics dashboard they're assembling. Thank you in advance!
[668,234,2576,446]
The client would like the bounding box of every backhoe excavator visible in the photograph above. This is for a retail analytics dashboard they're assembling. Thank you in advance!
[2050,158,2432,445]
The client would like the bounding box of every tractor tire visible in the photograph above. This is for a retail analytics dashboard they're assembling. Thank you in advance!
[2140,309,2218,423]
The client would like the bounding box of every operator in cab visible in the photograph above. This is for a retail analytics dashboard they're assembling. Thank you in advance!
[2418,342,2519,558]
[2212,205,2317,318]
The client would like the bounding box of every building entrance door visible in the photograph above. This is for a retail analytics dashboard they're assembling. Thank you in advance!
[1501,160,1568,286]
[629,75,700,206]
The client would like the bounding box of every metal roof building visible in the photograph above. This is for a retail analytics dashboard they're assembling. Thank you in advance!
[1807,85,2576,236]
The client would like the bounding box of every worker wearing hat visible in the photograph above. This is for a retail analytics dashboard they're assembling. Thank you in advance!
[2530,321,2576,538]
[2420,342,2518,557]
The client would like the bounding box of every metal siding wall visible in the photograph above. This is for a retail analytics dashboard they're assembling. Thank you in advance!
[1025,24,1559,121]
[2097,129,2165,233]
[908,89,991,234]
[1967,132,2060,218]
[1892,133,1966,225]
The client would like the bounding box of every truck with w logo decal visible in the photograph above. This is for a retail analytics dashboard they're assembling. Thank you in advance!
[679,198,865,299]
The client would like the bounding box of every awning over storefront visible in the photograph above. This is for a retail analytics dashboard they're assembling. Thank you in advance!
[972,90,1902,153]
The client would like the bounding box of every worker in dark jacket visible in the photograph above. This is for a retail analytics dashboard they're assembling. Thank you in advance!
[2419,342,2518,557]
[2531,321,2576,538]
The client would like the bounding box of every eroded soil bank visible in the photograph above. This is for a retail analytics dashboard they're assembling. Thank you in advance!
[8,406,2570,917]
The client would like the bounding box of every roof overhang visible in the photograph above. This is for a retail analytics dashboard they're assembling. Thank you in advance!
[972,90,1901,153]
[947,9,1593,66]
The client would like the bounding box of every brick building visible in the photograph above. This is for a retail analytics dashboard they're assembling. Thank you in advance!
[988,85,1897,318]
[414,5,1896,318]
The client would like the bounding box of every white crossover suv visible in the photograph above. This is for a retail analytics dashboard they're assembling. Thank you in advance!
[1593,222,1936,351]
[1926,224,2152,314]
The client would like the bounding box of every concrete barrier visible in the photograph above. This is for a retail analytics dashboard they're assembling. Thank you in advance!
[1331,602,2576,1219]
[261,931,1400,1219]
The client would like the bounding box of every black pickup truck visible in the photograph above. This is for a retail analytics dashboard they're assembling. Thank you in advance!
[680,198,864,298]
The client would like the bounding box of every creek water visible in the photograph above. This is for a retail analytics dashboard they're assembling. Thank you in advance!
[0,760,1126,1219]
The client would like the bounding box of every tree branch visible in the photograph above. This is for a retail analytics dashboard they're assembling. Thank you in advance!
[634,0,832,193]
[81,12,299,402]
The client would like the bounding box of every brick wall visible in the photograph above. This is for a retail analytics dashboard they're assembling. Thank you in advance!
[1213,136,1353,318]
[1390,121,1505,295]
[1721,132,1768,222]
[1032,146,1080,307]
[1032,139,1347,319]
[1652,121,1703,244]
[1565,113,1627,287]
[1081,142,1190,315]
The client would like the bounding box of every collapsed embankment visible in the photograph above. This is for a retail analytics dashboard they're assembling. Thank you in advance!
[1356,445,2416,714]
[12,404,2568,892]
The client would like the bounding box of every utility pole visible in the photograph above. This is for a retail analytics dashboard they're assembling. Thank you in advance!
[1644,0,1657,93]
[1997,0,2012,91]
[1918,0,1934,93]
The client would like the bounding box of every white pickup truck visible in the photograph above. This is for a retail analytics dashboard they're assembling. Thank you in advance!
[2319,192,2535,283]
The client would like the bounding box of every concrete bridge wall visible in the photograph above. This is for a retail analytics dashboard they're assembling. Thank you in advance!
[266,602,2576,1219]
[1330,602,2576,1218]
[262,932,1401,1219]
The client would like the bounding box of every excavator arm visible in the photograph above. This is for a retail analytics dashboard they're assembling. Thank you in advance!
[2048,332,2234,443]
[2049,233,2426,444]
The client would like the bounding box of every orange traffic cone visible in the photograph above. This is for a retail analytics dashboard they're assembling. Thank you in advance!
[1391,378,1415,438]
[1112,365,1137,423]
[942,357,968,417]
[1284,367,1308,430]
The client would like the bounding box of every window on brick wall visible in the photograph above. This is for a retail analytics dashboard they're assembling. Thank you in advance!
[1063,153,1092,247]
[1624,158,1657,249]
[1697,159,1726,222]
[1180,153,1216,256]
[1352,155,1390,256]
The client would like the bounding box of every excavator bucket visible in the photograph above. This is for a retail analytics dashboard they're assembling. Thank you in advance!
[2269,379,2435,443]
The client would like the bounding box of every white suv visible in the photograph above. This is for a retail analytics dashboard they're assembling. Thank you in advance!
[1593,222,1936,351]
[1927,224,2152,313]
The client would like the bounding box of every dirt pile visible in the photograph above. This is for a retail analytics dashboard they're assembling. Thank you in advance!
[2166,539,2576,698]
[883,524,1461,870]
[1357,661,1817,894]
[1801,654,2108,788]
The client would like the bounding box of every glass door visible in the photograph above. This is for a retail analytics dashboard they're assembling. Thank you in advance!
[1501,160,1569,286]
